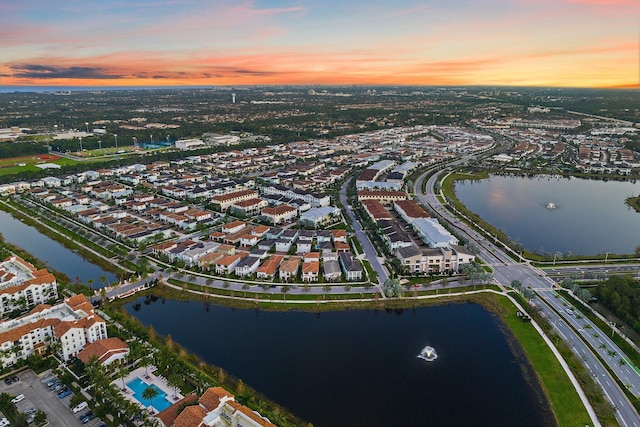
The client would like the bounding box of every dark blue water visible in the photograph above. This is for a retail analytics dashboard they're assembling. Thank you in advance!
[455,175,640,255]
[126,298,554,427]
[0,210,117,286]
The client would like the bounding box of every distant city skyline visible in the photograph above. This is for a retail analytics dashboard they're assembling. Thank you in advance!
[1,0,638,88]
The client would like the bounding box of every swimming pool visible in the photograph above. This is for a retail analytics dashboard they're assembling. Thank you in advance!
[126,377,173,412]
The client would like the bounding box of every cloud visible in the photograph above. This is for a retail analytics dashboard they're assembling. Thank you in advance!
[565,0,638,5]
[9,64,122,79]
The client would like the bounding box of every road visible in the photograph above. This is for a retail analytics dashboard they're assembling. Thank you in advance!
[545,264,640,279]
[339,177,389,285]
[415,168,640,426]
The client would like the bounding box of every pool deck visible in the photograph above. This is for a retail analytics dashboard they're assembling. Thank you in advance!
[114,366,184,414]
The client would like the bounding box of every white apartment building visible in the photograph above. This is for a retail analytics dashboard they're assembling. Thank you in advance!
[0,256,58,316]
[0,294,108,367]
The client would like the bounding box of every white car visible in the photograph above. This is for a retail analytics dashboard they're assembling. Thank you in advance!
[72,401,88,413]
[11,394,25,404]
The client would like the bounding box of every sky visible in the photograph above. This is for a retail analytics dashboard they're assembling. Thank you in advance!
[1,0,638,88]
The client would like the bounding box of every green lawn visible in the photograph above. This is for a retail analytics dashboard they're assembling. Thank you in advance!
[494,295,593,427]
[0,155,77,176]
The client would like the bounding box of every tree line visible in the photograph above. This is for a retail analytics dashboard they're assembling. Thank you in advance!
[595,275,640,333]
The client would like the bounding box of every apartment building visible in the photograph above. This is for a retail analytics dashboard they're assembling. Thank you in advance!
[0,256,58,317]
[396,243,475,274]
[158,386,275,427]
[0,295,108,367]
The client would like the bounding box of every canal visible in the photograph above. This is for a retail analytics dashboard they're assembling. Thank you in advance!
[0,209,117,286]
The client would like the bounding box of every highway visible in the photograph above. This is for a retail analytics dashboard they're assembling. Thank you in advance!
[414,168,640,426]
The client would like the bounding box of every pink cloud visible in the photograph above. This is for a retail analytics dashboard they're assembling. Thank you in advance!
[566,0,638,5]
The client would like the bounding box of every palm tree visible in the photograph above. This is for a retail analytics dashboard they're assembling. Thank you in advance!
[49,338,62,358]
[100,275,107,288]
[167,372,182,399]
[322,284,331,299]
[142,386,159,413]
[280,285,290,300]
[140,354,154,379]
[117,364,129,391]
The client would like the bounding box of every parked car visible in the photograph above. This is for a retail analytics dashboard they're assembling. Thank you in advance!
[80,411,95,424]
[3,378,12,386]
[58,389,71,399]
[23,406,37,415]
[72,402,88,413]
[11,394,25,404]
[11,376,18,382]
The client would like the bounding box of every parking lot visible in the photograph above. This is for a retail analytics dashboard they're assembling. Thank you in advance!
[2,369,104,427]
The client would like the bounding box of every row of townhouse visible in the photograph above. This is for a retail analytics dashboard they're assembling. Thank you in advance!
[152,239,223,266]
[361,199,393,221]
[203,225,355,282]
[261,204,298,225]
[357,190,407,204]
[0,294,113,367]
[260,183,331,207]
[230,198,269,216]
[212,221,347,251]
[212,189,259,211]
[214,248,360,282]
[0,256,58,317]
[261,193,311,212]
[157,386,275,427]
[394,199,430,223]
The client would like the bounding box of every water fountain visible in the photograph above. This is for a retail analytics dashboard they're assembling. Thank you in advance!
[417,345,438,362]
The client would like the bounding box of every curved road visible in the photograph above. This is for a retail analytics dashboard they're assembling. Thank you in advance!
[415,168,640,427]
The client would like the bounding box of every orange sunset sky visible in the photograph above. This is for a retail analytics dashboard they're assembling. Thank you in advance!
[1,0,638,88]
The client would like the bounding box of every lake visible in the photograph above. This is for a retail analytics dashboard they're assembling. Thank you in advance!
[0,209,117,286]
[455,175,640,255]
[126,298,555,427]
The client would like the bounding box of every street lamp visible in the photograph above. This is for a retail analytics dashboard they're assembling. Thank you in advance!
[85,122,89,133]
[98,140,102,150]
[605,252,609,263]
[78,136,83,152]
[611,321,616,338]
[114,134,118,148]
